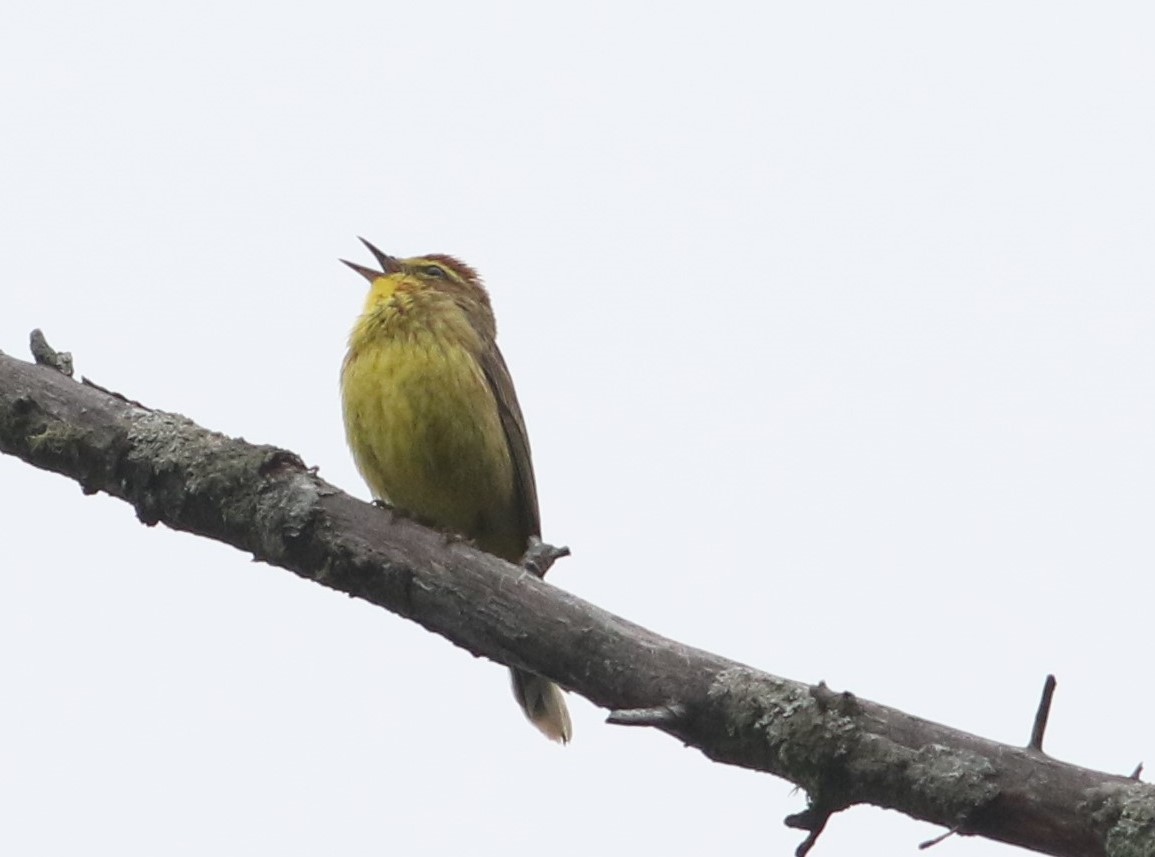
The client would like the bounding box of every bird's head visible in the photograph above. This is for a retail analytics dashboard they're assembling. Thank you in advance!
[343,237,492,319]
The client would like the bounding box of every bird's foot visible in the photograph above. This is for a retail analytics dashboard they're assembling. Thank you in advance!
[521,536,571,579]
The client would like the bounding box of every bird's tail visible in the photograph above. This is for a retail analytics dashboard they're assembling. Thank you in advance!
[510,669,572,744]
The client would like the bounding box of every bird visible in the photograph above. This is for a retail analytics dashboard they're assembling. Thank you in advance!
[339,238,572,743]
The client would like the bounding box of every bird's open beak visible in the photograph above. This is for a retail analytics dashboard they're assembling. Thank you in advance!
[340,237,401,282]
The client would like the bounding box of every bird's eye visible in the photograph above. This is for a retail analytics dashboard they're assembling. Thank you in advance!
[422,264,447,279]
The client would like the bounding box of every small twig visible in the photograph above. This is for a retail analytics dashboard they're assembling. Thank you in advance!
[1131,763,1144,780]
[29,329,73,377]
[794,826,824,857]
[919,826,959,849]
[521,536,571,579]
[606,704,687,727]
[1028,674,1057,752]
[785,804,834,857]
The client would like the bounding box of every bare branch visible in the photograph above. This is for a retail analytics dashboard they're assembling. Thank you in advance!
[785,801,837,856]
[2,347,1154,857]
[1028,674,1058,753]
[918,826,959,850]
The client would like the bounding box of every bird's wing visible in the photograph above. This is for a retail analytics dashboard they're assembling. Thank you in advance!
[479,342,542,543]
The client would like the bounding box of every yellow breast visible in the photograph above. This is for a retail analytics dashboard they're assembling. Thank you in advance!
[340,318,522,558]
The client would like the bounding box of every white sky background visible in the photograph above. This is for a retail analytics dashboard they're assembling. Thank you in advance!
[2,3,1153,855]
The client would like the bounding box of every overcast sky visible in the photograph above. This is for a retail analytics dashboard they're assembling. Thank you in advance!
[3,3,1153,855]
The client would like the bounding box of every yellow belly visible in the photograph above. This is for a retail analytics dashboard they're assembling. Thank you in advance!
[340,332,522,558]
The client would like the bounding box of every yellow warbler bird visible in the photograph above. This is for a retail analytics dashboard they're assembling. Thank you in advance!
[339,238,572,743]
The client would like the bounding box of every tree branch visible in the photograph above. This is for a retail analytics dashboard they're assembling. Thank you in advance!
[1,345,1152,857]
